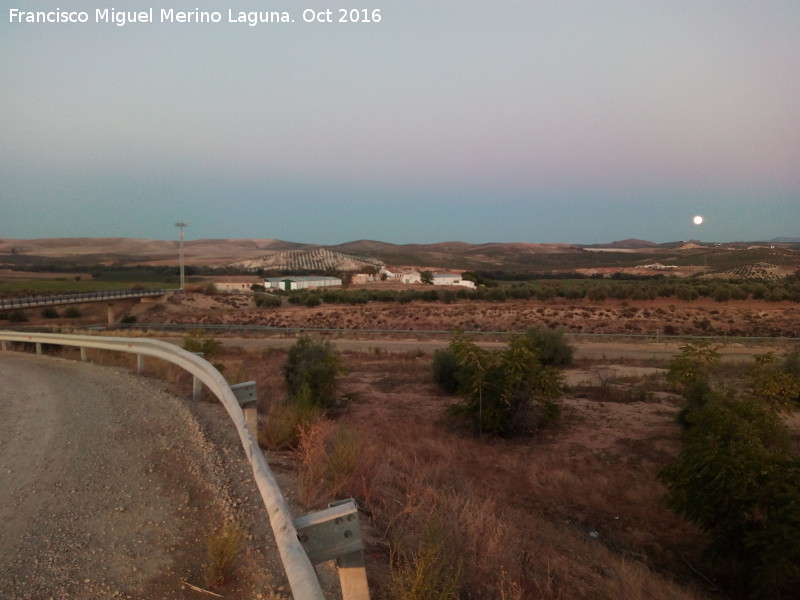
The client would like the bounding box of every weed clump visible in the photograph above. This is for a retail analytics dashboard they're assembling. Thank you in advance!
[283,334,345,409]
[385,521,463,600]
[204,521,244,588]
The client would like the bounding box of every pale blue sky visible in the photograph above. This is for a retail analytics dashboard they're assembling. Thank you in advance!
[2,1,799,244]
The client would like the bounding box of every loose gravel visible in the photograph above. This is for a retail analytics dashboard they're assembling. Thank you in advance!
[0,351,291,600]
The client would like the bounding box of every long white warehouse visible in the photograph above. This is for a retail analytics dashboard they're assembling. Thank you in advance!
[263,276,343,291]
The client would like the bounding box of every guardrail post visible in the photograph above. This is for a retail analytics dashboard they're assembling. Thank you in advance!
[80,347,88,362]
[192,352,204,400]
[107,303,115,325]
[1,340,7,351]
[137,354,145,374]
[230,381,258,436]
[294,498,370,600]
[36,342,43,355]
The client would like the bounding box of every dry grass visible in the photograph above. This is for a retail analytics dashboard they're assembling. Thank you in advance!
[326,351,710,599]
[15,327,776,599]
[204,521,245,588]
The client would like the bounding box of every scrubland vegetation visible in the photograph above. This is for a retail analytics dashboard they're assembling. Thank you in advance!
[250,333,800,599]
[4,249,800,598]
[7,317,799,598]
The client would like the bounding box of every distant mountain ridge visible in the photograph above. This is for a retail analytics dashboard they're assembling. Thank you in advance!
[1,236,798,273]
[588,239,660,249]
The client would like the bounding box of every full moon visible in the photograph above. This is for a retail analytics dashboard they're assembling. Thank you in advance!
[693,215,703,225]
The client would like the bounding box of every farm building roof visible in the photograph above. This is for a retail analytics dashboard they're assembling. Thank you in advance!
[263,276,342,283]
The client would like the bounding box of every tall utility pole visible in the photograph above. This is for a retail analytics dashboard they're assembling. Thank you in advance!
[175,221,187,290]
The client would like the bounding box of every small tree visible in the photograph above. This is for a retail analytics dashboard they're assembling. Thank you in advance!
[660,395,800,598]
[283,335,345,409]
[432,347,461,394]
[522,326,574,367]
[666,340,721,393]
[749,352,800,413]
[667,340,722,425]
[183,330,223,358]
[447,332,562,436]
[7,310,28,323]
[420,270,434,285]
[254,294,282,308]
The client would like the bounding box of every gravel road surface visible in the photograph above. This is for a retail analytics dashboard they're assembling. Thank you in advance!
[153,334,782,363]
[0,351,290,600]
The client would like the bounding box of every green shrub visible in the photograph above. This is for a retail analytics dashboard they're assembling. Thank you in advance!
[446,332,563,436]
[523,325,574,366]
[661,396,800,598]
[7,310,28,323]
[666,340,721,393]
[183,329,223,358]
[41,307,59,319]
[254,293,282,308]
[305,294,321,308]
[432,348,461,394]
[63,307,82,318]
[749,352,800,413]
[283,334,345,409]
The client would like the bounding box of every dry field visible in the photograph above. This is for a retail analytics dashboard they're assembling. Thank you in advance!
[127,291,800,339]
[6,290,800,598]
[204,343,714,599]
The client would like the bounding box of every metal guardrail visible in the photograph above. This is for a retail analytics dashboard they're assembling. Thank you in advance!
[0,288,169,310]
[0,330,331,600]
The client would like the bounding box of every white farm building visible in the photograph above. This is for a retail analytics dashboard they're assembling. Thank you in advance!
[263,276,343,291]
[432,273,475,288]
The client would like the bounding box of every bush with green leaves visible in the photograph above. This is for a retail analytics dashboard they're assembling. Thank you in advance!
[522,325,574,367]
[253,293,282,308]
[666,341,723,425]
[446,332,563,436]
[283,334,345,409]
[41,307,59,319]
[432,348,461,394]
[183,329,223,358]
[6,310,28,323]
[748,352,800,413]
[660,395,800,599]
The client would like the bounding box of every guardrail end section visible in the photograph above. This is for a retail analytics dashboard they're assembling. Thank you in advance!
[231,380,258,435]
[294,498,370,600]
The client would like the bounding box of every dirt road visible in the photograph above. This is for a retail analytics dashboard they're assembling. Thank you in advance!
[0,352,287,599]
[155,334,784,363]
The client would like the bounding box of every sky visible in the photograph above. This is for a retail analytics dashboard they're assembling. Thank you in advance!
[2,0,799,245]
